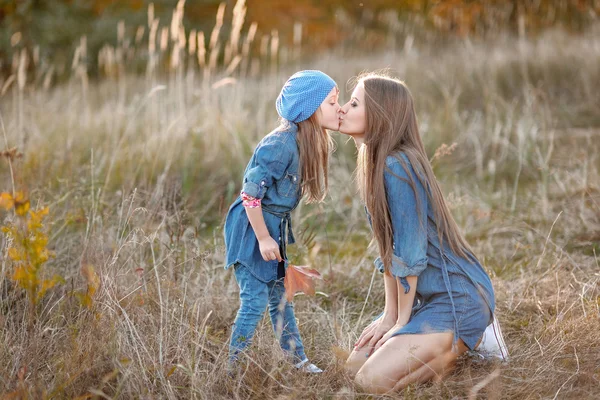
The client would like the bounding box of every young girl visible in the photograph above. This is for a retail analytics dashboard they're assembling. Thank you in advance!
[224,70,340,373]
[338,73,508,393]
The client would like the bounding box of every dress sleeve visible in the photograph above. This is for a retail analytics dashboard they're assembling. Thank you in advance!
[241,192,261,208]
[241,139,291,200]
[375,155,429,292]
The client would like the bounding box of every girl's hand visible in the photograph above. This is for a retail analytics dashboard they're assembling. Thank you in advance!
[354,316,396,355]
[372,322,405,353]
[258,236,283,262]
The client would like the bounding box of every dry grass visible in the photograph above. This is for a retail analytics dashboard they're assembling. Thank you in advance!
[1,2,599,398]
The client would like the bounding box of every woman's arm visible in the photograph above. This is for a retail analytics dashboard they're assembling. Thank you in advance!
[396,275,417,326]
[368,275,417,353]
[353,272,398,353]
[382,271,399,322]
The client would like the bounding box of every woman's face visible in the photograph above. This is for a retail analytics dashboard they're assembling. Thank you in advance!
[318,87,341,130]
[339,82,366,138]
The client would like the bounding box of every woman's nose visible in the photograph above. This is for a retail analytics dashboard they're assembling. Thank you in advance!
[338,105,347,115]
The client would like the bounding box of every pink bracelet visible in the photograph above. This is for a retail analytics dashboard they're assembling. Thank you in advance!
[241,192,261,208]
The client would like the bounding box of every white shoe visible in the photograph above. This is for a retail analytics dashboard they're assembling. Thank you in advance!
[295,358,323,373]
[475,315,509,361]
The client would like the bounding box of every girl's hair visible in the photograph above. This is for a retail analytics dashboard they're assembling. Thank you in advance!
[355,72,475,270]
[295,112,334,203]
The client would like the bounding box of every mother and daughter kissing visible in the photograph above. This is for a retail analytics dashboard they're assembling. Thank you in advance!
[223,70,509,393]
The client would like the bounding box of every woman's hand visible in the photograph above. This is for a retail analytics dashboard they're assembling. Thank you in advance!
[372,322,405,353]
[354,316,396,356]
[258,236,282,262]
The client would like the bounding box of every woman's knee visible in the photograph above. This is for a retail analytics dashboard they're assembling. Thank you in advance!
[354,350,457,394]
[352,336,463,393]
[344,349,368,378]
[354,366,396,394]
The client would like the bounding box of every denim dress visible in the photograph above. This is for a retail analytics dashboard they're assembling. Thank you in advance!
[224,122,310,364]
[369,152,496,350]
[224,121,301,282]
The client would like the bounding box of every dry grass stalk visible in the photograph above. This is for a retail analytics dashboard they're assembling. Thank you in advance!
[147,2,154,27]
[225,0,247,65]
[159,27,169,52]
[148,18,159,60]
[135,26,145,46]
[270,29,279,75]
[241,21,257,77]
[209,3,225,51]
[188,29,197,56]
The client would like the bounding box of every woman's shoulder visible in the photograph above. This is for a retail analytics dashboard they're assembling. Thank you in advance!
[384,151,429,188]
[385,151,413,176]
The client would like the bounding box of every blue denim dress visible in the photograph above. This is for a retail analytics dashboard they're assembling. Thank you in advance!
[224,121,301,282]
[224,122,308,364]
[369,152,496,350]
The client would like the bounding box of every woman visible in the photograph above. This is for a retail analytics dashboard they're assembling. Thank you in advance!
[338,72,508,393]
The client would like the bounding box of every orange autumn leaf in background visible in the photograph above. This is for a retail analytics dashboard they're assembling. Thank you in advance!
[283,264,322,302]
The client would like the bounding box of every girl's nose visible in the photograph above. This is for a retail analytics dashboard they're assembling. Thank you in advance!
[338,105,347,115]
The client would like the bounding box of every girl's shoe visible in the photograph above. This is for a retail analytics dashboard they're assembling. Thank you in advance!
[475,315,509,361]
[295,358,323,373]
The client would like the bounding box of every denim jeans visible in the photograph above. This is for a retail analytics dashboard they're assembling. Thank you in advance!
[229,263,307,365]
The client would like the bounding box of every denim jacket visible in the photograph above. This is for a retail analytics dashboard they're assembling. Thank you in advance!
[367,152,495,335]
[224,122,301,282]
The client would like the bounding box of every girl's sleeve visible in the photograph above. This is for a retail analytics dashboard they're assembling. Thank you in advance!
[241,192,261,208]
[242,139,291,200]
[377,155,429,293]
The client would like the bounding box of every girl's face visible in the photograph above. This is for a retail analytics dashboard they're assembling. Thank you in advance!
[338,82,366,138]
[318,87,341,130]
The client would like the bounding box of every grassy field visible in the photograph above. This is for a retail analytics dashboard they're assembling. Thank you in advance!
[1,8,599,399]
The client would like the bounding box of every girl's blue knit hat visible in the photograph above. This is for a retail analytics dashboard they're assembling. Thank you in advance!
[276,70,336,123]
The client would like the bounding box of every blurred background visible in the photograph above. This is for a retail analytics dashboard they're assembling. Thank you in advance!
[1,1,599,398]
[1,0,598,80]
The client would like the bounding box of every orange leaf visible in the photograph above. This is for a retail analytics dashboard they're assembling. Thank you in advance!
[283,264,322,302]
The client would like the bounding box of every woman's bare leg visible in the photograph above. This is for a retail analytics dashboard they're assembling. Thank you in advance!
[348,338,460,388]
[354,332,468,394]
[391,343,465,390]
[345,346,370,378]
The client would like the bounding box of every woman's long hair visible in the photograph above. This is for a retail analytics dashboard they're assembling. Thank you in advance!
[294,112,334,203]
[355,73,475,271]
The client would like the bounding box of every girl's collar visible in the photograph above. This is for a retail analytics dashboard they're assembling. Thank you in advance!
[280,120,299,133]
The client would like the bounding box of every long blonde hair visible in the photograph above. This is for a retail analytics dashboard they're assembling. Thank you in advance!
[355,73,475,270]
[295,112,334,203]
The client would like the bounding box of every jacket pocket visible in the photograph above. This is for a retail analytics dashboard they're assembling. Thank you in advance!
[276,171,300,198]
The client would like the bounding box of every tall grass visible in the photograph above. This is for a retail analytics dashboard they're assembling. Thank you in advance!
[1,1,599,398]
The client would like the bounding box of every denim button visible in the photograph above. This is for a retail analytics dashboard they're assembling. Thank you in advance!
[261,181,265,186]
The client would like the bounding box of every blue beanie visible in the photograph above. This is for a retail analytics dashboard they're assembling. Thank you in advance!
[276,70,336,123]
